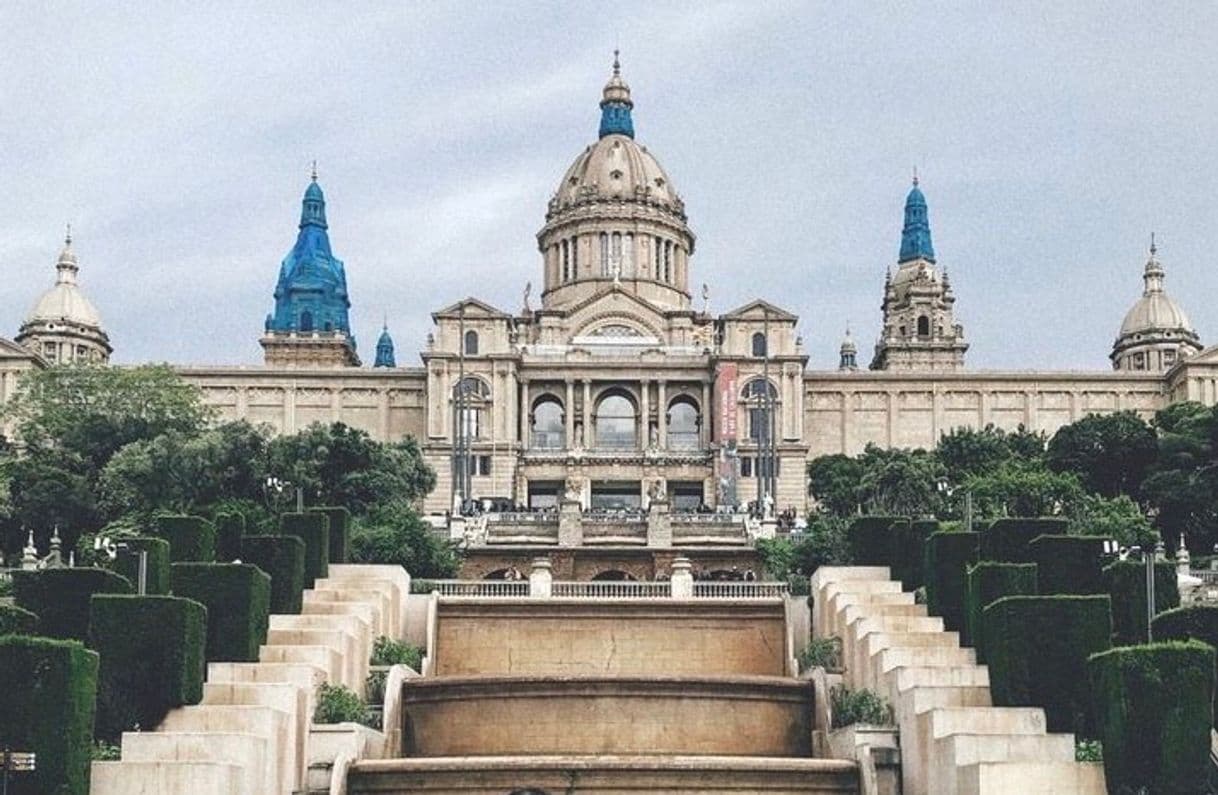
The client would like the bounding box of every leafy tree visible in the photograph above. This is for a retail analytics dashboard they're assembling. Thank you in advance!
[856,445,943,517]
[1046,411,1157,499]
[792,516,851,573]
[1143,402,1218,550]
[936,423,1046,483]
[964,459,1084,519]
[349,501,458,578]
[1067,493,1157,547]
[807,454,863,516]
[3,451,98,555]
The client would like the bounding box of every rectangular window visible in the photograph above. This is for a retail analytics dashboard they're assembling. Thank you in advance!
[478,455,492,476]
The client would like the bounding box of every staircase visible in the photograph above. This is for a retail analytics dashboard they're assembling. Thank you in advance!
[811,566,1106,795]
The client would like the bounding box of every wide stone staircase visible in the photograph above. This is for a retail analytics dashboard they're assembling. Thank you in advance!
[90,564,409,795]
[811,566,1106,795]
[348,595,860,794]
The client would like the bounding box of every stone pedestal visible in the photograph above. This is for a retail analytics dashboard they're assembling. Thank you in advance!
[757,518,778,540]
[647,498,672,547]
[448,514,467,543]
[529,557,553,598]
[671,557,693,598]
[558,499,583,546]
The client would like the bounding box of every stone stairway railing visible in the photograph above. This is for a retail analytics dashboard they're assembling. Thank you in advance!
[90,563,411,795]
[811,566,1107,795]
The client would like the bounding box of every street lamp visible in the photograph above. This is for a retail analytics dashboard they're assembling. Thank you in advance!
[1126,541,1166,642]
[1,748,36,795]
[935,479,973,533]
[94,537,147,596]
[265,476,304,512]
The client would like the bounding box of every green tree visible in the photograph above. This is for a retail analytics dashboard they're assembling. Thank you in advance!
[1046,411,1157,499]
[1143,402,1218,550]
[1067,493,1157,547]
[964,459,1084,519]
[349,501,458,577]
[807,454,863,516]
[856,445,943,516]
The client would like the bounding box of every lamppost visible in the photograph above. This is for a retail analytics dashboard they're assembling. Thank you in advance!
[1,748,36,795]
[94,536,148,595]
[1125,540,1166,642]
[935,479,973,532]
[265,476,304,512]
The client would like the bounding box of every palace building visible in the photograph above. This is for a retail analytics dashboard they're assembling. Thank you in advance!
[4,57,1218,540]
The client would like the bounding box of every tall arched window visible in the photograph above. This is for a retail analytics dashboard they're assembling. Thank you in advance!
[917,316,930,337]
[300,311,314,332]
[751,332,767,357]
[744,379,778,442]
[595,392,636,450]
[531,397,564,449]
[561,240,570,282]
[664,241,673,282]
[464,330,479,356]
[570,235,579,274]
[667,398,701,450]
[653,235,661,278]
[600,232,610,276]
[621,233,634,277]
[455,377,490,440]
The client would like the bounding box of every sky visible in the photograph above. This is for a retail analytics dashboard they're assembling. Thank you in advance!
[1,2,1216,371]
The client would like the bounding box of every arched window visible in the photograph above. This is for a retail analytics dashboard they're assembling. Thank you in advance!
[300,311,314,332]
[667,398,701,450]
[600,232,610,276]
[571,235,579,274]
[917,316,930,337]
[751,332,767,357]
[595,391,636,450]
[531,396,564,450]
[653,235,662,278]
[621,233,634,277]
[455,377,490,440]
[664,241,673,282]
[464,330,479,356]
[744,380,778,442]
[561,240,570,282]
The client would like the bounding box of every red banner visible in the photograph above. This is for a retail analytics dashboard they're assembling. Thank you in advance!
[714,363,738,443]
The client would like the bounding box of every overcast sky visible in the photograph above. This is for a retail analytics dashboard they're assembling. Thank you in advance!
[2,2,1215,370]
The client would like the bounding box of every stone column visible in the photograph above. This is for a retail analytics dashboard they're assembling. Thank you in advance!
[648,495,672,547]
[582,380,592,447]
[519,377,529,450]
[670,556,693,598]
[640,379,651,447]
[565,379,575,448]
[701,380,711,447]
[529,557,553,598]
[559,496,583,546]
[657,380,668,447]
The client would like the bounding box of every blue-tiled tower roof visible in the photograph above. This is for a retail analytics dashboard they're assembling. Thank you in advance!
[898,177,936,264]
[374,324,396,368]
[265,174,354,344]
[598,50,634,139]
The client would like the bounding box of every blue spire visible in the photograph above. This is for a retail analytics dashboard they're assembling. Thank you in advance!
[266,172,353,340]
[598,50,635,139]
[374,324,396,368]
[898,174,936,263]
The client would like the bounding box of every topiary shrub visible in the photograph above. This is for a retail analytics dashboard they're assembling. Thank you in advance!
[88,594,206,741]
[311,506,351,564]
[1153,605,1218,730]
[214,512,246,563]
[280,512,330,586]
[1103,559,1180,645]
[0,604,39,636]
[314,682,372,726]
[923,531,980,633]
[984,595,1112,735]
[980,518,1067,563]
[12,568,133,642]
[846,516,908,570]
[171,563,270,662]
[0,635,98,795]
[1029,534,1108,596]
[964,562,1037,657]
[240,535,306,615]
[1088,640,1215,794]
[111,537,171,595]
[892,520,937,590]
[155,515,217,563]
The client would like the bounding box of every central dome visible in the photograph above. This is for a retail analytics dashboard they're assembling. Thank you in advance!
[550,135,682,216]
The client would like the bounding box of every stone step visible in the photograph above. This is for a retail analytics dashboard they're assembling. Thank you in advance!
[839,601,928,628]
[203,681,308,791]
[924,706,1048,739]
[852,615,945,636]
[304,589,392,637]
[91,760,244,794]
[859,631,962,690]
[933,734,1078,795]
[301,599,382,637]
[266,626,361,690]
[260,644,344,685]
[158,703,292,795]
[954,760,1107,794]
[119,731,266,795]
[824,590,916,640]
[871,646,976,692]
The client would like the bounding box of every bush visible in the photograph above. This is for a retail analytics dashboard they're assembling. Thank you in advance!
[797,637,841,672]
[846,516,907,569]
[350,502,461,578]
[964,562,1037,656]
[0,604,39,636]
[240,535,306,615]
[110,537,171,595]
[923,531,980,632]
[155,515,216,563]
[314,682,372,725]
[371,635,423,669]
[980,518,1067,563]
[171,563,271,662]
[830,685,891,728]
[0,635,98,795]
[984,595,1112,735]
[311,506,351,564]
[366,669,388,703]
[1029,534,1108,595]
[12,568,133,642]
[90,741,121,761]
[280,512,330,586]
[1089,640,1214,794]
[214,512,245,563]
[792,517,852,574]
[1153,605,1218,729]
[892,519,937,590]
[88,594,206,741]
[1103,559,1180,645]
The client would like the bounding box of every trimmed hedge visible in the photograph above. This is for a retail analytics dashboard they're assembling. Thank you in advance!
[155,515,217,563]
[214,512,246,563]
[241,535,306,615]
[1029,534,1108,595]
[979,518,1067,563]
[1089,640,1215,794]
[892,519,937,590]
[280,512,331,586]
[0,604,39,636]
[1103,559,1180,645]
[89,594,206,741]
[171,563,271,662]
[923,531,980,633]
[984,595,1112,735]
[1153,605,1218,730]
[0,635,98,795]
[12,568,133,642]
[111,536,171,595]
[311,506,351,565]
[846,516,907,570]
[964,562,1037,657]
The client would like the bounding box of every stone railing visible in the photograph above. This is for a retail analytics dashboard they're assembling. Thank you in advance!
[413,579,530,597]
[486,512,559,525]
[413,575,789,600]
[551,580,672,599]
[483,514,559,545]
[672,513,749,545]
[693,581,790,599]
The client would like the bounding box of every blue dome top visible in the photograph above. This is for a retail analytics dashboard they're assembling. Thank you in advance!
[898,179,936,263]
[374,325,396,368]
[304,180,324,202]
[598,51,635,139]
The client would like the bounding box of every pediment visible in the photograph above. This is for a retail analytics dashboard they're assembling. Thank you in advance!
[1181,344,1218,365]
[563,290,669,341]
[0,337,43,364]
[720,299,799,323]
[431,297,512,322]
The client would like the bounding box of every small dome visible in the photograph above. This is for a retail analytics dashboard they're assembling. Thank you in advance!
[25,236,104,329]
[1117,247,1196,339]
[840,328,857,355]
